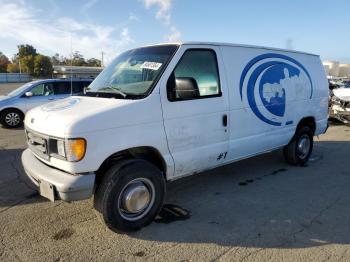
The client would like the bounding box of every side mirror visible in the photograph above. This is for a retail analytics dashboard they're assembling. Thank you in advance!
[25,92,33,97]
[167,74,199,101]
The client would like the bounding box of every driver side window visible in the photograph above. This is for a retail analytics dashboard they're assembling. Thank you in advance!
[30,83,54,96]
[167,49,221,101]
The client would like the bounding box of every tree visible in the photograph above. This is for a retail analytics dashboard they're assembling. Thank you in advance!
[7,63,19,73]
[51,53,63,66]
[17,44,37,58]
[14,44,38,74]
[21,55,35,74]
[51,51,102,67]
[71,51,87,66]
[86,58,101,67]
[0,52,10,73]
[9,44,101,76]
[60,56,69,66]
[34,55,53,77]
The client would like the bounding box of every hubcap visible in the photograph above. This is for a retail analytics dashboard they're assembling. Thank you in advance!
[297,134,310,159]
[5,112,20,126]
[118,178,155,221]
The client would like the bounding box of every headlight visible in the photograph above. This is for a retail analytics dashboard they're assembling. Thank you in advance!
[56,140,65,157]
[50,138,86,162]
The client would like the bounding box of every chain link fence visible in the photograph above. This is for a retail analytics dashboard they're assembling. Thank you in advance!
[0,73,32,83]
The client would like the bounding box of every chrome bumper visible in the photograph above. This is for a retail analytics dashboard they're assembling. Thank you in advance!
[21,148,95,202]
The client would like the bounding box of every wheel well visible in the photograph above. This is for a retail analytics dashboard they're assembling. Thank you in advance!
[0,107,24,118]
[297,116,316,133]
[95,146,167,187]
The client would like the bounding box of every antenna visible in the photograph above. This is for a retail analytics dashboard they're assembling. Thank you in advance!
[70,34,73,93]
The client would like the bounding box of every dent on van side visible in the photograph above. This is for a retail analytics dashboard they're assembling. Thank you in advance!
[21,42,328,233]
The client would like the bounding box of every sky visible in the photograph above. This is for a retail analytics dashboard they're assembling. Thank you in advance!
[0,0,349,64]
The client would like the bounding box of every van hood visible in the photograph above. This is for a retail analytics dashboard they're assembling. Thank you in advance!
[24,96,146,137]
[333,88,350,102]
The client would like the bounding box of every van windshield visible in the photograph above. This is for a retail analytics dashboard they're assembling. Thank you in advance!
[86,45,178,99]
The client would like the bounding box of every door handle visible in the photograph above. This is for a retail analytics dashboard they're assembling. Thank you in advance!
[222,114,228,127]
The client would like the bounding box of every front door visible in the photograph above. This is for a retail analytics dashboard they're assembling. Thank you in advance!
[24,82,54,111]
[160,46,229,178]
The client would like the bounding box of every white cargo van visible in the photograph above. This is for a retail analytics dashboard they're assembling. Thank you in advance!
[21,42,328,232]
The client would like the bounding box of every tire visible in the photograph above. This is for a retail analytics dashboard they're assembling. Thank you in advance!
[0,109,24,128]
[94,159,166,233]
[283,125,314,166]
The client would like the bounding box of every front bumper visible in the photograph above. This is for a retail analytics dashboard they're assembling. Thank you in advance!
[21,148,95,202]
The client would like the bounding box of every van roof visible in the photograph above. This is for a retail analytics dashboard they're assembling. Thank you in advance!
[142,41,319,57]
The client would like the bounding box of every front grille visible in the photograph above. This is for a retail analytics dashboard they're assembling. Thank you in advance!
[26,129,50,160]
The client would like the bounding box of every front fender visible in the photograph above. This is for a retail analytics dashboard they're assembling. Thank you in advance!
[46,122,175,179]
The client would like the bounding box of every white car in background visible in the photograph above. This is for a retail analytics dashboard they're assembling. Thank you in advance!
[0,79,92,128]
[329,84,350,123]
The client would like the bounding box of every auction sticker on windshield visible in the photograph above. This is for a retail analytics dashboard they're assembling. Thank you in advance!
[141,61,162,70]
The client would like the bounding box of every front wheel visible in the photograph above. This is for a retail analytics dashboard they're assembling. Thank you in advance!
[0,109,24,128]
[94,159,166,233]
[283,126,314,166]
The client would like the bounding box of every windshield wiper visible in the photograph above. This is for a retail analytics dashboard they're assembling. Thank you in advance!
[97,86,127,98]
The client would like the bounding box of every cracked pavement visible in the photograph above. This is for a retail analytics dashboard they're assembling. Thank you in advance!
[0,83,350,261]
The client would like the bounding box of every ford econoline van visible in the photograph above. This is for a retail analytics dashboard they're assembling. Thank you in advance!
[21,42,328,232]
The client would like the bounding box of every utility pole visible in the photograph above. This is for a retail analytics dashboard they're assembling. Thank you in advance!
[101,51,104,67]
[18,59,22,74]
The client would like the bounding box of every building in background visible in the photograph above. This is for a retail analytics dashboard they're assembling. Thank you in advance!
[323,61,350,79]
[53,66,103,79]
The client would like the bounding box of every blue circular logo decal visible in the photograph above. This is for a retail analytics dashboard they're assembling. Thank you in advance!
[239,53,313,126]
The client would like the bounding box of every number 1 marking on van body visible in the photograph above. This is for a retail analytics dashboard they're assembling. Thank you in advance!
[217,152,227,161]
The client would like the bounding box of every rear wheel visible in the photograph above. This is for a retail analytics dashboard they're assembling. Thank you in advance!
[94,159,166,233]
[0,109,24,128]
[283,126,314,166]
